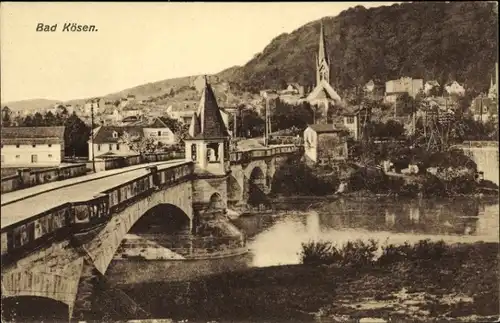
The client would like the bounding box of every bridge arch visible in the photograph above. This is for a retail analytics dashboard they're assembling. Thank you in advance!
[82,181,193,275]
[246,166,269,207]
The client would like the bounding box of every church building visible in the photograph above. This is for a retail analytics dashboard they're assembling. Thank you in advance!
[306,21,342,124]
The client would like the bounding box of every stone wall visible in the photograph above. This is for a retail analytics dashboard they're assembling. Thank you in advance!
[1,163,88,193]
[192,176,228,212]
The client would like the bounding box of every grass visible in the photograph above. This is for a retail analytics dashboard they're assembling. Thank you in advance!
[113,240,499,322]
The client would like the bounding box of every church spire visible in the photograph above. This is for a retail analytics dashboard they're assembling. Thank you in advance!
[316,20,330,86]
[318,21,328,66]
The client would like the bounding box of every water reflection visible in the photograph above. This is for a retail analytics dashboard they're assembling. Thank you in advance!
[239,197,498,268]
[107,197,499,285]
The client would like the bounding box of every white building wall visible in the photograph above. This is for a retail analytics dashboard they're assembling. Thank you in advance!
[1,143,63,166]
[88,142,133,159]
[143,128,176,145]
[304,128,318,163]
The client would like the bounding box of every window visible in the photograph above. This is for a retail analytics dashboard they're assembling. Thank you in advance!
[191,144,197,161]
[207,143,220,163]
[48,144,52,147]
[116,144,120,150]
[15,155,20,159]
[346,116,355,124]
[31,154,38,163]
[32,144,36,148]
[97,144,101,151]
[16,144,20,148]
[109,144,112,151]
[48,154,53,158]
[112,131,118,138]
[158,131,162,136]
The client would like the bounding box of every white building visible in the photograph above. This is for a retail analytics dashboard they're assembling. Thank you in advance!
[445,81,465,96]
[1,126,65,166]
[88,118,176,160]
[385,77,424,103]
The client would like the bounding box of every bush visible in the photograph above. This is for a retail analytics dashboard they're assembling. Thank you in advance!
[300,239,378,267]
[378,239,447,267]
[302,239,450,268]
[299,241,341,265]
[271,157,340,196]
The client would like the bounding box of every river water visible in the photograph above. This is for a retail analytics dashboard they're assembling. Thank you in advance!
[106,196,499,286]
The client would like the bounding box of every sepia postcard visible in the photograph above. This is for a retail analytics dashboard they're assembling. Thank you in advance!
[0,2,499,322]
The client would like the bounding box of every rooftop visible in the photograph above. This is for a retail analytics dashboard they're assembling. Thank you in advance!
[1,126,65,145]
[188,78,229,140]
[307,123,348,134]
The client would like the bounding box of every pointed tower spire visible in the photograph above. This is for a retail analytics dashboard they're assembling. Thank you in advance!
[316,20,330,86]
[189,81,229,139]
[318,20,328,65]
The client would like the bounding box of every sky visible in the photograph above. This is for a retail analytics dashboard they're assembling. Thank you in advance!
[1,2,398,103]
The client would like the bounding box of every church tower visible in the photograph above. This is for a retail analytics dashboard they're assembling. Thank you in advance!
[316,21,330,86]
[185,76,231,176]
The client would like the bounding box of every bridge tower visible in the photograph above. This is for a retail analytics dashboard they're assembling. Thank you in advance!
[184,76,231,226]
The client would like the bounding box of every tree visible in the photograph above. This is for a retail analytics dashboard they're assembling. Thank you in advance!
[159,116,190,144]
[44,111,57,126]
[32,112,45,126]
[118,131,157,155]
[22,115,34,127]
[396,93,417,116]
[2,106,11,127]
[271,98,313,132]
[238,108,265,138]
[64,113,91,157]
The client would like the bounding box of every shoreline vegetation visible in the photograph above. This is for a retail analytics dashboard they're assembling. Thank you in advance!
[268,152,499,201]
[117,239,498,322]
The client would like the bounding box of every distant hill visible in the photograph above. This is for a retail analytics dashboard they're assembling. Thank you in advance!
[4,2,497,113]
[1,99,61,113]
[224,2,498,95]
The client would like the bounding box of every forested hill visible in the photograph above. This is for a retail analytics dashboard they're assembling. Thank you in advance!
[223,2,498,95]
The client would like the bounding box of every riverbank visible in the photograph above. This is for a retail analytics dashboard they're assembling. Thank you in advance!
[119,241,499,322]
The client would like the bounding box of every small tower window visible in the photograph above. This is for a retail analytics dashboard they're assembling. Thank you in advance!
[191,144,197,161]
[207,143,220,163]
[112,131,118,138]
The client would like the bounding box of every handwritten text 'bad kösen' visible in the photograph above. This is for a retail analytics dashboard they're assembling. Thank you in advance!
[36,23,98,32]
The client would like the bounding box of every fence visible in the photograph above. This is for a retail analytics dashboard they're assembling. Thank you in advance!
[1,163,88,194]
[229,144,301,163]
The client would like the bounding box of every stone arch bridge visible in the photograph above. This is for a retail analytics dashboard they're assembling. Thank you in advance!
[0,145,301,321]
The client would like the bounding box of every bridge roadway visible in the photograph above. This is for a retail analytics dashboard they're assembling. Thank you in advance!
[1,159,188,229]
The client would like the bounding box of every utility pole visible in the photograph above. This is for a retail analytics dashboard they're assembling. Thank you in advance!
[264,94,269,147]
[91,102,96,173]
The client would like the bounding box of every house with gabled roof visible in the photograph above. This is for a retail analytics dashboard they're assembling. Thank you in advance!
[88,118,176,160]
[303,123,349,165]
[1,126,65,166]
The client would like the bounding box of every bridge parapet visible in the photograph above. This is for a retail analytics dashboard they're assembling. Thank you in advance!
[1,162,194,267]
[230,145,301,164]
